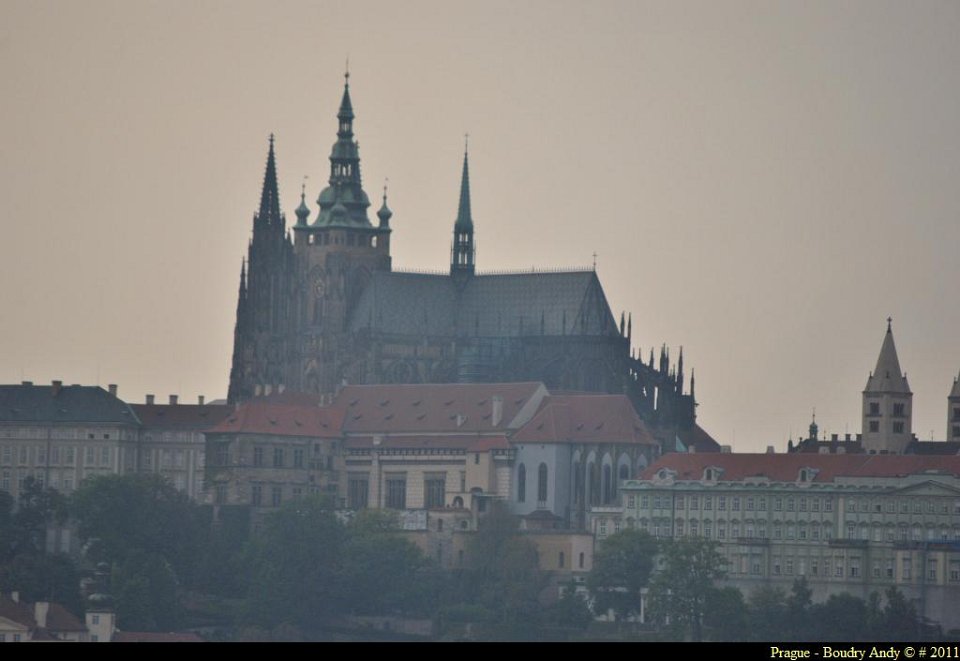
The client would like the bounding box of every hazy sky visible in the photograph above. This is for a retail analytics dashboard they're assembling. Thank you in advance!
[2,1,958,452]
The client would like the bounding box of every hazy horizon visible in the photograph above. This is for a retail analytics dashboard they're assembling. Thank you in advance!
[2,1,958,452]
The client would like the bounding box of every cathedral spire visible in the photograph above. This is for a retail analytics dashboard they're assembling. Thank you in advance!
[258,134,282,226]
[451,138,475,276]
[313,70,372,228]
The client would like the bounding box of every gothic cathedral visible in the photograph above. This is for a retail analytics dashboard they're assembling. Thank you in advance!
[227,74,704,445]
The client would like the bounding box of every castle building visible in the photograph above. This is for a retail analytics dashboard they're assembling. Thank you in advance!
[595,452,960,630]
[226,74,706,450]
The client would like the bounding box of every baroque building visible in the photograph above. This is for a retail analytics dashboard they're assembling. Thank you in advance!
[226,74,706,449]
[593,452,960,630]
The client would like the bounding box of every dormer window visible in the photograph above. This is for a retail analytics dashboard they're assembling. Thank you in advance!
[798,467,819,484]
[702,466,723,484]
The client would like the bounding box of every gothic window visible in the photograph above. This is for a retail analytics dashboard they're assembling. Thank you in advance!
[619,464,629,482]
[602,464,612,504]
[517,464,526,503]
[538,463,548,504]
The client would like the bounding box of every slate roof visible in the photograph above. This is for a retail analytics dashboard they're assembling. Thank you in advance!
[335,382,545,435]
[0,384,139,425]
[639,453,960,484]
[131,404,233,430]
[512,394,656,446]
[348,270,618,338]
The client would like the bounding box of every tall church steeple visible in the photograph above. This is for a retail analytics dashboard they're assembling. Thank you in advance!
[862,318,913,454]
[258,134,282,228]
[451,140,475,277]
[948,370,960,441]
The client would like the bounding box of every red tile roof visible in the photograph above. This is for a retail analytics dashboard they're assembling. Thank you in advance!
[44,603,86,632]
[335,382,545,435]
[511,394,656,446]
[0,595,34,628]
[206,400,343,439]
[112,631,204,642]
[344,434,510,451]
[640,452,960,483]
[131,404,233,430]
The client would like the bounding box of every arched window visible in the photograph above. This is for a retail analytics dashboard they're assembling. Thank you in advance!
[559,552,565,569]
[619,464,629,482]
[517,464,526,503]
[573,462,581,504]
[603,465,612,503]
[538,463,548,503]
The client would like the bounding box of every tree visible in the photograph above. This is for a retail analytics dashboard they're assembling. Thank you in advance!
[459,502,546,640]
[70,473,206,584]
[241,495,344,630]
[587,529,657,621]
[112,551,181,631]
[339,510,434,615]
[810,593,869,641]
[647,537,726,641]
[543,582,594,636]
[703,586,750,641]
[748,585,788,641]
[0,552,83,616]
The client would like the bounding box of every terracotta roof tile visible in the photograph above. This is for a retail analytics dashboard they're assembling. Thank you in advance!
[640,452,960,483]
[512,394,656,445]
[335,382,544,434]
[206,400,343,438]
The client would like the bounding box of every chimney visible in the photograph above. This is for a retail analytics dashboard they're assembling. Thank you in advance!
[146,394,155,405]
[108,384,118,397]
[766,445,775,454]
[720,445,731,454]
[687,446,696,453]
[831,434,838,442]
[492,396,503,427]
[264,384,272,396]
[197,395,205,406]
[21,380,32,386]
[169,394,178,405]
[278,384,286,394]
[51,380,62,396]
[35,601,49,629]
[254,384,263,397]
[11,591,19,603]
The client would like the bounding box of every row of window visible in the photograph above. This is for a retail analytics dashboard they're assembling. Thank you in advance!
[631,493,960,517]
[868,420,907,433]
[631,494,837,513]
[867,401,907,418]
[516,463,549,504]
[727,554,960,584]
[0,445,113,467]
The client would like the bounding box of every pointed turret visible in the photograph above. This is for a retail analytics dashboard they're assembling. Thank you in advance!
[258,134,282,227]
[294,180,311,226]
[450,141,475,277]
[864,318,910,393]
[377,183,393,229]
[809,410,819,441]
